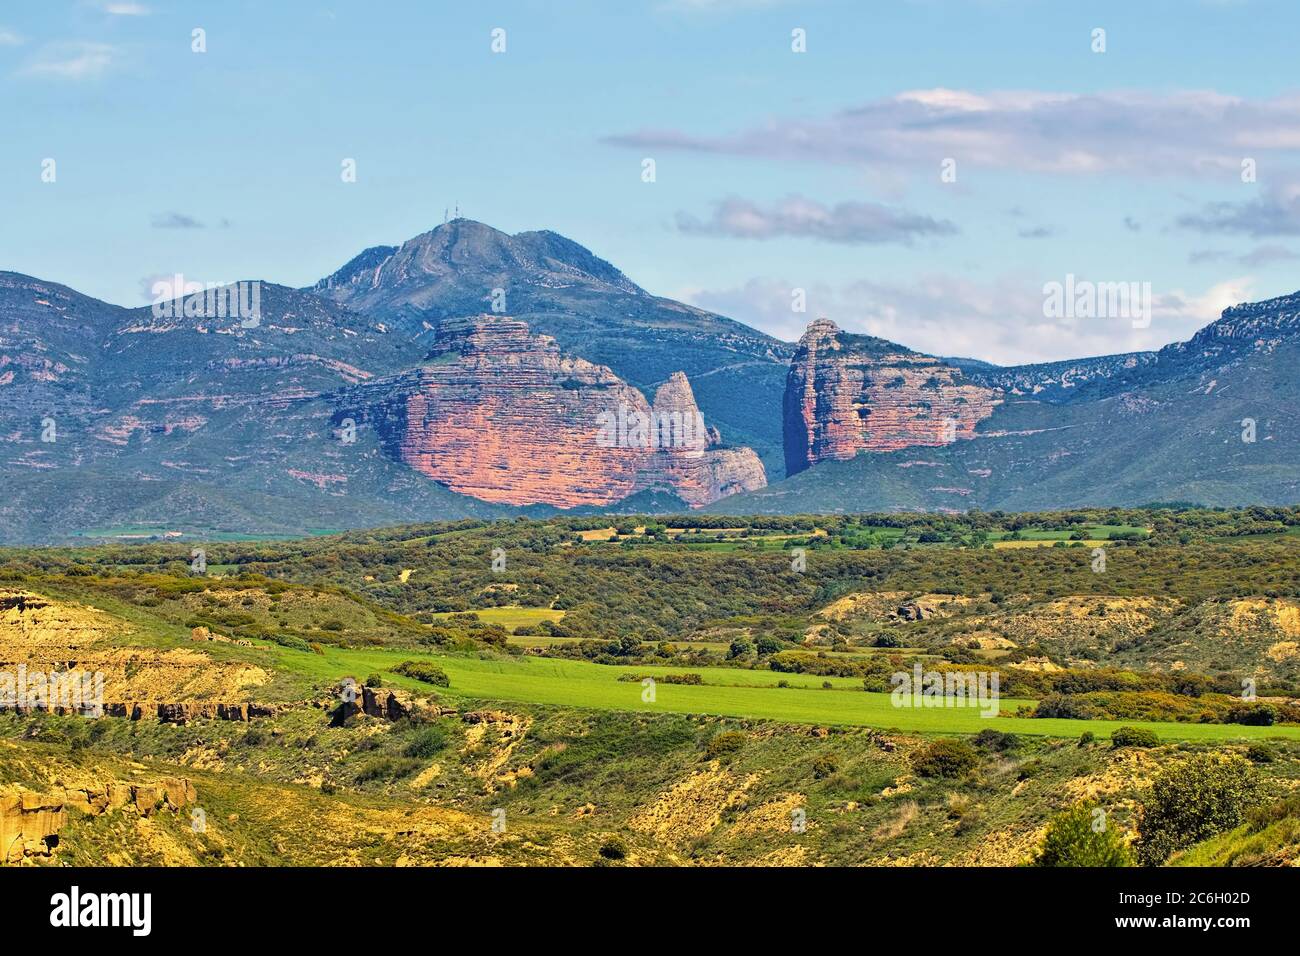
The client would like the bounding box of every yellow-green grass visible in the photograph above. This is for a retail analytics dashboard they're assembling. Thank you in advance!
[430,606,564,630]
[269,644,1300,743]
[993,539,1108,550]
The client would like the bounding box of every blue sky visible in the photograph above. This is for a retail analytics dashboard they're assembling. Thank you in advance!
[4,0,1300,364]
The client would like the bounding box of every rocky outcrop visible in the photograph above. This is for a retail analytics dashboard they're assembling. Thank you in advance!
[337,316,766,508]
[634,373,768,505]
[333,684,456,724]
[0,776,195,863]
[0,699,280,722]
[783,319,1001,476]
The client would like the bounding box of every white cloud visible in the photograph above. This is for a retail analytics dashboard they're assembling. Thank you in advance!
[676,195,957,244]
[1178,179,1300,236]
[104,2,149,14]
[606,88,1300,179]
[0,28,24,46]
[680,273,1256,365]
[21,42,116,80]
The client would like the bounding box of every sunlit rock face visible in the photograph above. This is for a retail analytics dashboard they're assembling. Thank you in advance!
[342,316,766,508]
[783,318,1001,476]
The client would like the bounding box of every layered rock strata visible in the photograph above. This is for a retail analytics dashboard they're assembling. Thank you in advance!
[338,316,766,507]
[784,318,1001,476]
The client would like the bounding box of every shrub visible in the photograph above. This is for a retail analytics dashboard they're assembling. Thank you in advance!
[271,634,311,652]
[972,729,1018,752]
[1110,726,1159,749]
[1032,803,1134,867]
[404,725,449,759]
[616,673,702,685]
[1246,743,1276,764]
[812,754,840,779]
[1135,754,1261,865]
[727,638,755,660]
[705,731,747,759]
[1016,758,1044,781]
[1246,795,1300,831]
[355,757,419,783]
[912,738,979,779]
[1226,703,1277,726]
[1078,731,1096,747]
[364,673,384,688]
[1034,694,1097,720]
[597,837,627,860]
[392,660,450,687]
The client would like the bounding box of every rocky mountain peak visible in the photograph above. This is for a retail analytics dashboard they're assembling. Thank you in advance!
[311,219,644,317]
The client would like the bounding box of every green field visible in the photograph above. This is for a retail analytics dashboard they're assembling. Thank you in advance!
[272,645,1300,743]
[431,606,565,630]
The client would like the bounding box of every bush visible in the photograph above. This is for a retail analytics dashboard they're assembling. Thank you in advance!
[1034,694,1097,720]
[812,754,840,779]
[972,729,1018,752]
[1246,743,1276,764]
[727,638,755,660]
[392,660,450,687]
[1078,731,1096,747]
[1032,803,1134,867]
[270,634,311,652]
[705,731,747,759]
[597,837,627,860]
[1110,726,1159,749]
[1135,754,1261,865]
[1226,703,1277,726]
[364,673,383,688]
[912,738,979,779]
[404,725,449,759]
[355,756,419,783]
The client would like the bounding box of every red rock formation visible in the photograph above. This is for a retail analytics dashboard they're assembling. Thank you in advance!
[784,319,1000,475]
[345,316,766,507]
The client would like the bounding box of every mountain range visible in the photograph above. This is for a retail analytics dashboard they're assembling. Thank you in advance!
[1,218,1298,543]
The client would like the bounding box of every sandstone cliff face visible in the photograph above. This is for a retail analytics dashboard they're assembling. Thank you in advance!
[339,317,766,508]
[0,775,195,863]
[784,319,1001,476]
[0,590,271,713]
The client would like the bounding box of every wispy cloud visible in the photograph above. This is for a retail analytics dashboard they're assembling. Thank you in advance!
[676,195,957,245]
[21,41,116,80]
[151,212,205,229]
[1017,225,1057,240]
[0,27,24,46]
[1189,244,1299,267]
[680,273,1252,364]
[1177,180,1300,236]
[103,2,149,15]
[607,88,1300,179]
